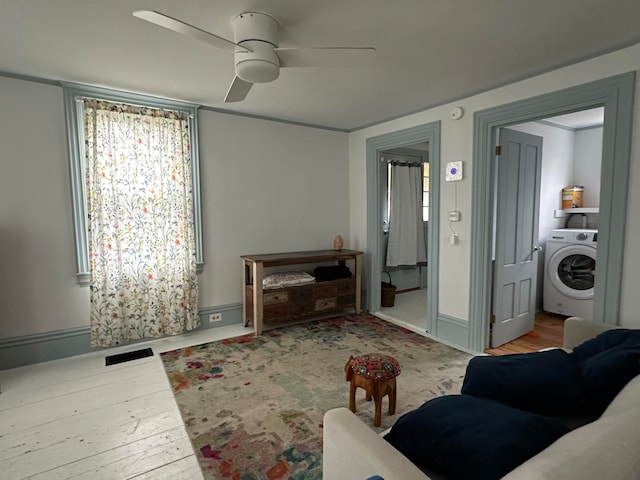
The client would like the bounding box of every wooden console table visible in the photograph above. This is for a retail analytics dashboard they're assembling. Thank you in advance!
[241,249,363,335]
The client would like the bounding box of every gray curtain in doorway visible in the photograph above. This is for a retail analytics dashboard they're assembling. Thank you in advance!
[386,163,426,267]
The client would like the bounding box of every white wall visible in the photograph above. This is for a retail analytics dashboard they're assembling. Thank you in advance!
[574,127,603,208]
[197,110,349,307]
[0,77,89,339]
[348,43,640,328]
[0,76,349,339]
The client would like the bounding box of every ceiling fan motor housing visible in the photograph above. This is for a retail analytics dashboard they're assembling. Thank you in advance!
[233,12,280,83]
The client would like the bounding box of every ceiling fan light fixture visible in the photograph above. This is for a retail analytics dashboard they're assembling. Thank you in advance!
[233,12,279,46]
[236,59,280,83]
[234,39,280,83]
[133,9,376,103]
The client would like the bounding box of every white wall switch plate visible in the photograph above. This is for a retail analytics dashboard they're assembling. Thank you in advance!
[448,210,461,222]
[445,161,463,182]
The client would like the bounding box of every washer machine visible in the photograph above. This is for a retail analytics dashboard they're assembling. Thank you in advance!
[544,228,597,318]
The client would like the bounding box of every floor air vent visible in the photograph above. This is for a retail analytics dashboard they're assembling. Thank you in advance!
[105,347,154,366]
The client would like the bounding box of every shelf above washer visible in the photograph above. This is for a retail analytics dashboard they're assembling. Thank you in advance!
[553,207,599,218]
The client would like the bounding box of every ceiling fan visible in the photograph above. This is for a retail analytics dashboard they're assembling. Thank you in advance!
[132,10,376,103]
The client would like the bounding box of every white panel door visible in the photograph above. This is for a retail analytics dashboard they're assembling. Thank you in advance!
[491,128,543,348]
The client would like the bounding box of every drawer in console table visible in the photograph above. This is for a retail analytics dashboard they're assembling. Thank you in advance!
[241,250,362,335]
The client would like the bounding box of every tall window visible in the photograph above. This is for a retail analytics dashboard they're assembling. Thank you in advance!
[422,162,430,221]
[64,85,203,347]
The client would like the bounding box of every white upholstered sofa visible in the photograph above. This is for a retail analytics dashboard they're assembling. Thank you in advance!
[323,317,640,480]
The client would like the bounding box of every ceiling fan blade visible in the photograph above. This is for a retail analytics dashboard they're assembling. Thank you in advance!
[276,47,376,68]
[224,76,253,103]
[132,10,251,52]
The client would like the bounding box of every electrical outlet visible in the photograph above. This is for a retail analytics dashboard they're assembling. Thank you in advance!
[448,210,461,222]
[209,313,222,323]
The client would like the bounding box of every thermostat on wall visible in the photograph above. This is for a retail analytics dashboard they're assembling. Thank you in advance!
[445,161,463,182]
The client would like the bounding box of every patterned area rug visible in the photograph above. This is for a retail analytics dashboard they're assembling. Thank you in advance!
[160,313,472,479]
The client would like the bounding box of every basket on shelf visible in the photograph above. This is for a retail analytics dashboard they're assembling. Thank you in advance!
[381,271,397,307]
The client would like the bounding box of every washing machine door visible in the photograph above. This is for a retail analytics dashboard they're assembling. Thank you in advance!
[547,245,596,300]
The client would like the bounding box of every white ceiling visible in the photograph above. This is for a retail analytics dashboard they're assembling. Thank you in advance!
[544,108,605,129]
[2,1,639,131]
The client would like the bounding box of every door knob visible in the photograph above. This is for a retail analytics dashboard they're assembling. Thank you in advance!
[525,245,543,262]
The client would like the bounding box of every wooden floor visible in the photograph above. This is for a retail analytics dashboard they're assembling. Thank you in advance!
[0,323,254,480]
[0,311,562,479]
[485,312,566,355]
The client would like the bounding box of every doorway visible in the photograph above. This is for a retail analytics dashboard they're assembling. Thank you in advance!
[378,145,429,332]
[365,122,441,335]
[490,109,604,348]
[470,73,635,352]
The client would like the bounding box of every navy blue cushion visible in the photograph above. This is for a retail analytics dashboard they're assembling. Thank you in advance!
[461,349,588,415]
[579,347,640,413]
[384,395,569,480]
[572,328,640,361]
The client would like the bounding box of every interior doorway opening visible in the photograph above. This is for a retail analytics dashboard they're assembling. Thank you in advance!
[376,143,429,333]
[365,122,441,337]
[471,73,634,353]
[489,108,604,349]
[490,107,604,348]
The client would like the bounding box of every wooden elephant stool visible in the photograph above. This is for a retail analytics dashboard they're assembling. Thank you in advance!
[345,353,401,427]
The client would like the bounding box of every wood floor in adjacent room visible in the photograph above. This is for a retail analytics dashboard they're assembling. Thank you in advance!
[379,290,566,356]
[0,323,254,480]
[486,312,567,356]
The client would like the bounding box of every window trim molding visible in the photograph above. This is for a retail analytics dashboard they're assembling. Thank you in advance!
[62,83,204,285]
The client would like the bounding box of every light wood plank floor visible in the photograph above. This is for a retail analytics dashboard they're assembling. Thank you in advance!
[485,312,566,355]
[0,323,254,480]
[1,311,559,479]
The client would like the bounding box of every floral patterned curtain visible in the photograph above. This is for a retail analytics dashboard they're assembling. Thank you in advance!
[84,99,199,347]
